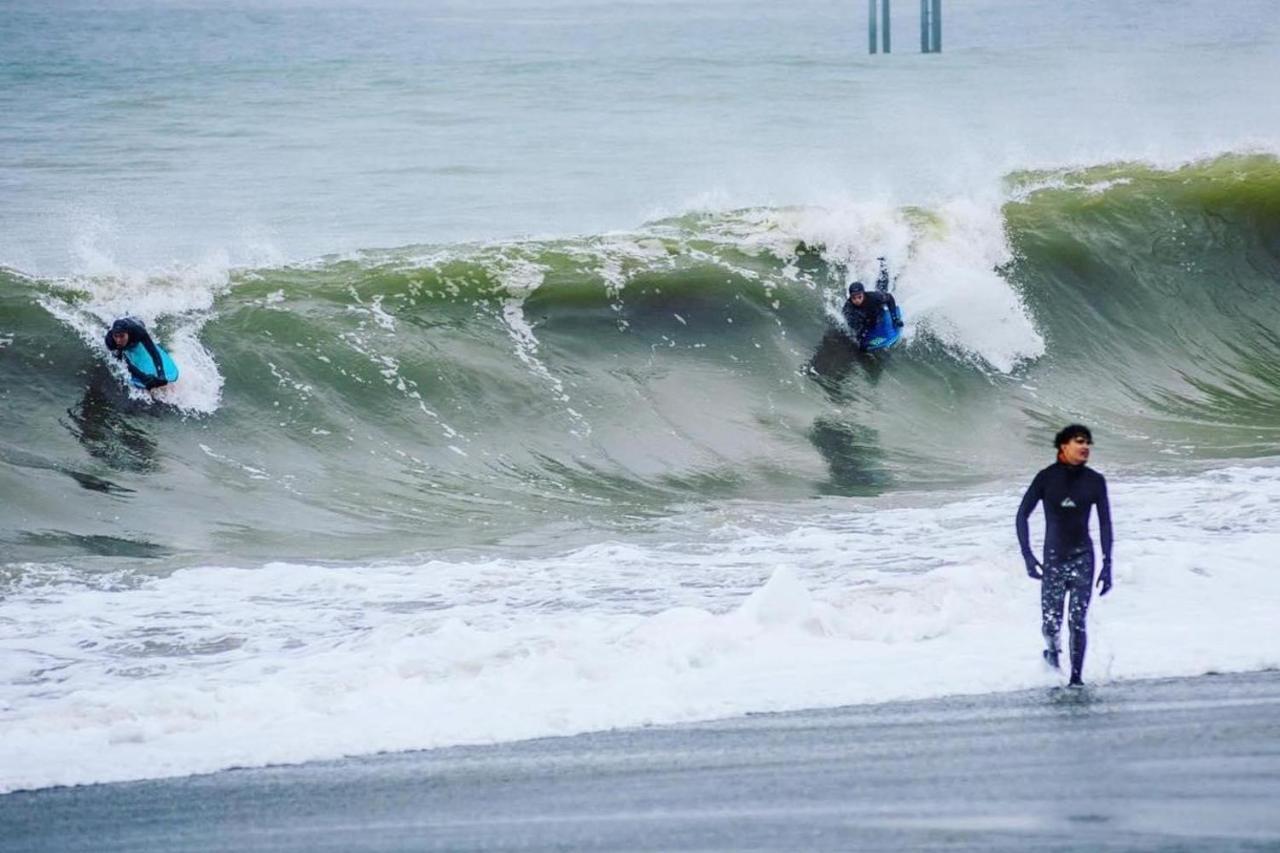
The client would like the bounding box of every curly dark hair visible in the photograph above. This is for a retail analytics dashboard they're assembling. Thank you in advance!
[1053,424,1093,448]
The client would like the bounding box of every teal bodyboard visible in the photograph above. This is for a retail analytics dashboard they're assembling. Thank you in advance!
[123,342,180,388]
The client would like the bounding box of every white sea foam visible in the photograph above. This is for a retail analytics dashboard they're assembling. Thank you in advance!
[491,253,591,436]
[2,463,1277,793]
[35,247,234,413]
[682,200,1045,372]
[894,200,1046,372]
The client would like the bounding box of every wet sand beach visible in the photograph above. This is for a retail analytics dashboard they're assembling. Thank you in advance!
[5,670,1279,852]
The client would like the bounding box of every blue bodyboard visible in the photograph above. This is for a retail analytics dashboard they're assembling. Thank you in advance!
[862,305,903,352]
[123,342,180,388]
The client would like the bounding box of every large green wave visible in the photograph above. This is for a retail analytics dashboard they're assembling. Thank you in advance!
[2,154,1277,566]
[1005,154,1280,433]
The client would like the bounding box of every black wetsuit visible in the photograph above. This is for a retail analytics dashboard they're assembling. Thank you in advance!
[1015,462,1113,683]
[842,291,900,350]
[104,318,168,389]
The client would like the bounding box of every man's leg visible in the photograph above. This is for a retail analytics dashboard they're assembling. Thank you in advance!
[1040,564,1068,668]
[1065,552,1096,686]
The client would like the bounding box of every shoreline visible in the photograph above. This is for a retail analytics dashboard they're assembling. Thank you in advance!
[5,669,1280,851]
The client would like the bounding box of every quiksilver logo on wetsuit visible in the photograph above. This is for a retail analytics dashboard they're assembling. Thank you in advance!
[1060,497,1076,508]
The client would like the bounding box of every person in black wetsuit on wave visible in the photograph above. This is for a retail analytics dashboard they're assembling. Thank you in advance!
[842,259,903,352]
[1015,424,1114,687]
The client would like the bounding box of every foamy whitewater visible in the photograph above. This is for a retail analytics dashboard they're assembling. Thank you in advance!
[2,0,1280,793]
[3,465,1279,792]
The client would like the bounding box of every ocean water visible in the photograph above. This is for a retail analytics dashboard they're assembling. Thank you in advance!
[2,0,1279,792]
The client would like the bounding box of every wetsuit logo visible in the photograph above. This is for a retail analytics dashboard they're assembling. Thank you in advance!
[1060,497,1076,508]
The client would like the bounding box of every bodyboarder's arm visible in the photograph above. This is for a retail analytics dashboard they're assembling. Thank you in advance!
[884,292,903,327]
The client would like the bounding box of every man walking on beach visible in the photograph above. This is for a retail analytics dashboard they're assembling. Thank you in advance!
[1015,424,1114,686]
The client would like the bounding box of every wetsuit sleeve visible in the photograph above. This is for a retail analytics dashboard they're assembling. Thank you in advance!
[1096,475,1113,562]
[884,292,903,325]
[1015,471,1044,559]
